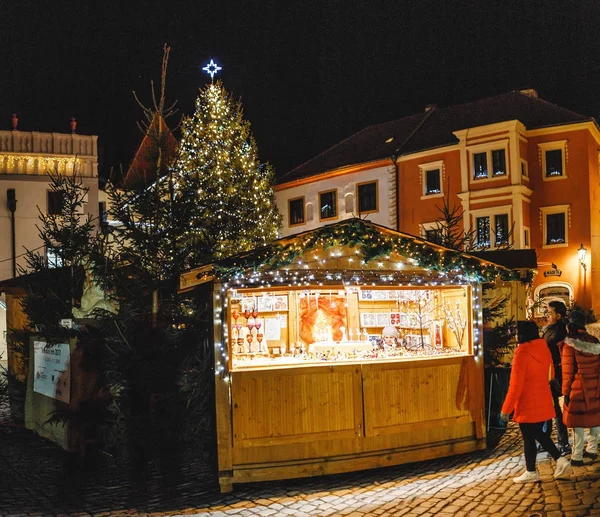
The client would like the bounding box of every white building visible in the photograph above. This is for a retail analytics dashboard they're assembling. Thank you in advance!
[0,125,99,362]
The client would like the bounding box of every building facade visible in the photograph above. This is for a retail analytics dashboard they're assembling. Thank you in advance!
[275,90,600,316]
[0,125,99,360]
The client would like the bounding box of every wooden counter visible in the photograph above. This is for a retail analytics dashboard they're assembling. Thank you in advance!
[218,353,485,491]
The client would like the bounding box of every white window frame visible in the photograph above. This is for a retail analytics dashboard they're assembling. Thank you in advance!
[468,139,509,182]
[469,205,512,250]
[533,281,574,318]
[538,140,567,181]
[419,160,444,199]
[539,204,569,249]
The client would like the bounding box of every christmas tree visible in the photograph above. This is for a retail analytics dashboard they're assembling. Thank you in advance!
[174,80,281,262]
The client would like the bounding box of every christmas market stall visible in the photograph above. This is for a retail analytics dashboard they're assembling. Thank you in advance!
[179,219,520,492]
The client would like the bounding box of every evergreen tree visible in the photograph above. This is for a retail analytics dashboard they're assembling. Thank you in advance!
[174,80,281,262]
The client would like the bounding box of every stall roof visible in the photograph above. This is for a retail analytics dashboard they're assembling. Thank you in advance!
[180,218,522,292]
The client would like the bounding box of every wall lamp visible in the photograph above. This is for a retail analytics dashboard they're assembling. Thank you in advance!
[578,243,587,270]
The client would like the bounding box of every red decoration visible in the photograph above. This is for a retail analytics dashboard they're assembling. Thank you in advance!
[70,117,77,133]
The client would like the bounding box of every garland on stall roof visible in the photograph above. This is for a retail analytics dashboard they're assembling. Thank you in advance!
[212,219,518,283]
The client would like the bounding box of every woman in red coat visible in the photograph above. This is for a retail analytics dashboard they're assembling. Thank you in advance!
[560,310,600,466]
[501,320,571,483]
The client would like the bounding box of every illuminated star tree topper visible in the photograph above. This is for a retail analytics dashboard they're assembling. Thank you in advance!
[202,59,222,80]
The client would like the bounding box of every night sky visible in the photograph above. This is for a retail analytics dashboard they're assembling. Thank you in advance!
[2,2,600,180]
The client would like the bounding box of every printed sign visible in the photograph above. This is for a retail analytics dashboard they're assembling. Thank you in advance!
[33,341,71,403]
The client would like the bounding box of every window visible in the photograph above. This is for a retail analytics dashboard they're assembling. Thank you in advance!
[47,191,64,215]
[476,217,490,247]
[425,228,443,244]
[419,160,444,197]
[539,141,567,180]
[492,150,506,176]
[533,282,573,318]
[425,169,441,195]
[46,247,63,268]
[319,190,337,220]
[473,153,487,179]
[546,213,565,244]
[357,181,378,213]
[469,141,508,180]
[524,227,530,248]
[471,209,511,249]
[540,205,569,248]
[495,214,509,246]
[473,149,506,179]
[521,160,528,179]
[421,222,445,245]
[288,197,305,226]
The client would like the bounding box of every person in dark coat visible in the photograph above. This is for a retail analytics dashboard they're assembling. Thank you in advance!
[560,310,600,466]
[541,301,571,454]
[500,320,571,482]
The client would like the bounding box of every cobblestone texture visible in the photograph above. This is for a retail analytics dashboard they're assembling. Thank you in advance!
[1,399,600,516]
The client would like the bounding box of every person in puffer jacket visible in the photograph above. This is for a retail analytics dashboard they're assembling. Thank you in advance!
[501,320,571,483]
[560,310,600,466]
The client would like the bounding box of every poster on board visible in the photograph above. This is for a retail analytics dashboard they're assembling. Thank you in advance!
[33,341,71,403]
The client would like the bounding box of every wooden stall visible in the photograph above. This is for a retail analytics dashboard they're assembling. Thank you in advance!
[180,219,518,492]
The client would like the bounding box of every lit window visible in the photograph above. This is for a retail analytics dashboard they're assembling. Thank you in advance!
[288,197,305,226]
[546,213,565,244]
[319,190,337,220]
[495,214,509,245]
[546,150,563,177]
[473,153,488,179]
[540,205,569,248]
[472,211,511,249]
[469,142,508,180]
[47,191,64,215]
[425,169,441,195]
[357,181,378,213]
[419,160,444,197]
[539,141,567,180]
[47,247,63,268]
[476,216,490,247]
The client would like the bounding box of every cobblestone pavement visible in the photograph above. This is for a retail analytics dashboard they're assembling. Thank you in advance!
[1,411,600,517]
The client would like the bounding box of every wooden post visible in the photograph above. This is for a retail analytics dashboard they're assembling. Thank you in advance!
[213,281,233,493]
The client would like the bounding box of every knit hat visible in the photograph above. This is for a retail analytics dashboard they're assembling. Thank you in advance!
[381,326,398,338]
[568,310,586,328]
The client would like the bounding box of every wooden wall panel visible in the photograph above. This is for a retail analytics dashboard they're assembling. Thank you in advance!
[362,357,472,437]
[232,364,362,449]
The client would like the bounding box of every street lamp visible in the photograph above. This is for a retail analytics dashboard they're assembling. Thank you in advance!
[578,243,587,270]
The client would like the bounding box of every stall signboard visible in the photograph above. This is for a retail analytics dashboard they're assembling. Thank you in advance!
[33,341,70,403]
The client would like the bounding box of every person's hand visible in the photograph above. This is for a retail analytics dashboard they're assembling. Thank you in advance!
[564,395,570,407]
[499,411,510,423]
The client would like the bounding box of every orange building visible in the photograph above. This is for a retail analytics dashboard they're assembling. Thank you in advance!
[275,90,600,315]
